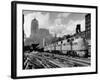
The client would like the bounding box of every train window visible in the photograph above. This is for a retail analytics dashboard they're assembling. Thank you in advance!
[73,42,78,45]
[58,44,60,46]
[72,38,74,41]
[63,43,66,46]
[76,36,79,39]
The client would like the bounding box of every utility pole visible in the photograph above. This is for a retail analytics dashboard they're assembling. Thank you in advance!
[61,40,63,53]
[54,33,57,50]
[43,38,45,47]
[70,38,74,51]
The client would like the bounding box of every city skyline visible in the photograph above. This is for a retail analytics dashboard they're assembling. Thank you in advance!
[23,11,86,38]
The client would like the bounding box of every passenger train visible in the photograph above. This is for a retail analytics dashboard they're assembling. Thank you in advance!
[44,36,90,58]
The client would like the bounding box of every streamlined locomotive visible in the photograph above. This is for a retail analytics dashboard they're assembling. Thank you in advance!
[44,36,89,57]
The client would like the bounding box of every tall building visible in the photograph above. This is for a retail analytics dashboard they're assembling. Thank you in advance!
[85,14,91,39]
[31,18,39,34]
[26,17,53,47]
[85,14,91,55]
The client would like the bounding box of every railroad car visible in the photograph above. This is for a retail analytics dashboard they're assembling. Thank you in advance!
[62,39,71,54]
[71,37,88,57]
[44,36,89,58]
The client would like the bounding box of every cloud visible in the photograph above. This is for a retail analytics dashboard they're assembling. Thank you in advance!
[57,13,70,18]
[49,19,85,37]
[49,24,66,37]
[49,13,70,36]
[24,11,85,38]
[49,13,85,37]
[54,18,62,25]
[50,24,65,33]
[62,19,85,35]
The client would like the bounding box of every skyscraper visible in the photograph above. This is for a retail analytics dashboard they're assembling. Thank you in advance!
[31,18,39,34]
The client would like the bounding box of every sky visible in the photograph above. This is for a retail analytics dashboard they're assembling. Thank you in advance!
[23,10,86,38]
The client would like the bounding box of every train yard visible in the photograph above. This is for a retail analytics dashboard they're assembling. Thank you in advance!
[23,51,91,69]
[23,27,91,69]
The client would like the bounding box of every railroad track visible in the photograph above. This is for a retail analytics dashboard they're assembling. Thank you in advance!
[68,57,90,66]
[33,55,61,68]
[24,54,61,69]
[55,56,90,66]
[24,52,91,69]
[41,53,91,67]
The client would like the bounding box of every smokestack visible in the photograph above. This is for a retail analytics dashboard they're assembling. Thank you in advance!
[43,38,45,47]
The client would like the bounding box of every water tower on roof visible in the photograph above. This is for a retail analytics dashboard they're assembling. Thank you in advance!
[76,24,81,34]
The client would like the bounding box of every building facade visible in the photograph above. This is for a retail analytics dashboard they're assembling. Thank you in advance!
[85,14,91,39]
